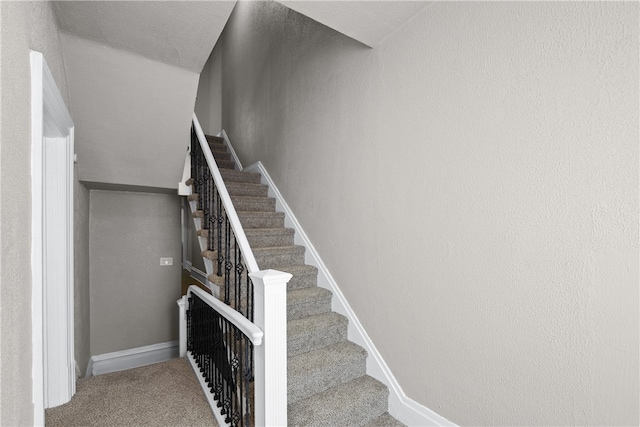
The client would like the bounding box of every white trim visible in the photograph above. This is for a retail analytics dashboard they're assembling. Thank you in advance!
[87,341,180,377]
[217,129,243,171]
[250,269,291,427]
[31,50,76,419]
[243,160,455,427]
[30,50,46,427]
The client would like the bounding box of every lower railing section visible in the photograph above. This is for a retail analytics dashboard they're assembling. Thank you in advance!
[188,291,255,427]
[179,269,291,426]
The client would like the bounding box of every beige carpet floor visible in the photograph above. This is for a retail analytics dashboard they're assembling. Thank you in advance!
[46,357,219,426]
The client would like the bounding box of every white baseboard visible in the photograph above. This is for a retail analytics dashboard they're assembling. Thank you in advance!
[243,160,455,427]
[87,341,179,377]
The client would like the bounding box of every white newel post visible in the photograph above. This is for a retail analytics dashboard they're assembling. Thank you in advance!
[177,295,187,357]
[250,269,292,427]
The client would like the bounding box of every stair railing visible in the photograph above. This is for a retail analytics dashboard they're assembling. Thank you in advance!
[179,113,290,426]
[190,115,258,319]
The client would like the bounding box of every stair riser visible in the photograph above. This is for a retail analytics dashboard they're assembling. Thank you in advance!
[232,198,276,212]
[226,184,269,198]
[215,159,235,170]
[288,317,348,358]
[288,296,332,321]
[255,251,305,269]
[288,381,388,427]
[211,150,231,161]
[220,170,261,184]
[287,272,318,290]
[239,214,285,229]
[246,232,295,248]
[288,348,367,404]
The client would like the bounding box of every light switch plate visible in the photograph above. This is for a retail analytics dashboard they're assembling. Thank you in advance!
[160,257,173,266]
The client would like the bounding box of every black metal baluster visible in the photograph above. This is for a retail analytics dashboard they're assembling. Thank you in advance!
[216,192,223,277]
[224,214,232,305]
[209,182,216,252]
[234,236,242,318]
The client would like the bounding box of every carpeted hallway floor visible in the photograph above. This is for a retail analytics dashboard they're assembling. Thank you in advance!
[46,358,218,426]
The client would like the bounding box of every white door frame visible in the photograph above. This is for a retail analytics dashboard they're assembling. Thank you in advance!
[30,50,75,425]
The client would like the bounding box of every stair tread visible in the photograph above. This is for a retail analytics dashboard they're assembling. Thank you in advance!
[225,181,269,197]
[288,312,348,357]
[237,211,284,218]
[253,245,305,254]
[211,148,229,155]
[288,375,388,427]
[219,168,261,184]
[229,195,273,202]
[215,159,235,169]
[287,286,332,305]
[243,227,294,236]
[205,134,224,142]
[288,341,367,404]
[287,287,332,320]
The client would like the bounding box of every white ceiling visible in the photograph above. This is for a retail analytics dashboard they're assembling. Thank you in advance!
[53,1,236,73]
[277,1,433,47]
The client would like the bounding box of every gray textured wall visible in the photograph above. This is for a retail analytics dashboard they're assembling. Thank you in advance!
[0,2,77,424]
[89,190,182,355]
[195,44,223,136]
[216,2,638,425]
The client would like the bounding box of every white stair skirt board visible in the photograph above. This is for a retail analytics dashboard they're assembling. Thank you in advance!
[217,130,243,171]
[189,267,208,289]
[87,341,179,377]
[242,159,455,427]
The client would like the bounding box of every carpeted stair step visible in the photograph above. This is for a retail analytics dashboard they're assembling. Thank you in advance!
[288,375,388,427]
[238,211,285,229]
[225,182,269,198]
[288,312,348,357]
[211,148,231,160]
[365,412,406,427]
[229,195,276,212]
[288,341,367,404]
[215,158,235,169]
[205,135,224,144]
[287,287,332,321]
[254,245,306,269]
[244,228,295,248]
[207,140,226,150]
[281,265,319,290]
[220,168,261,184]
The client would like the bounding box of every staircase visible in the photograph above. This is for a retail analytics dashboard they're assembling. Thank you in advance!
[189,134,404,427]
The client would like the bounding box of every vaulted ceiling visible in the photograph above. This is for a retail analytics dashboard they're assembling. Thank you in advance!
[53,1,236,73]
[54,1,433,75]
[52,1,432,190]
